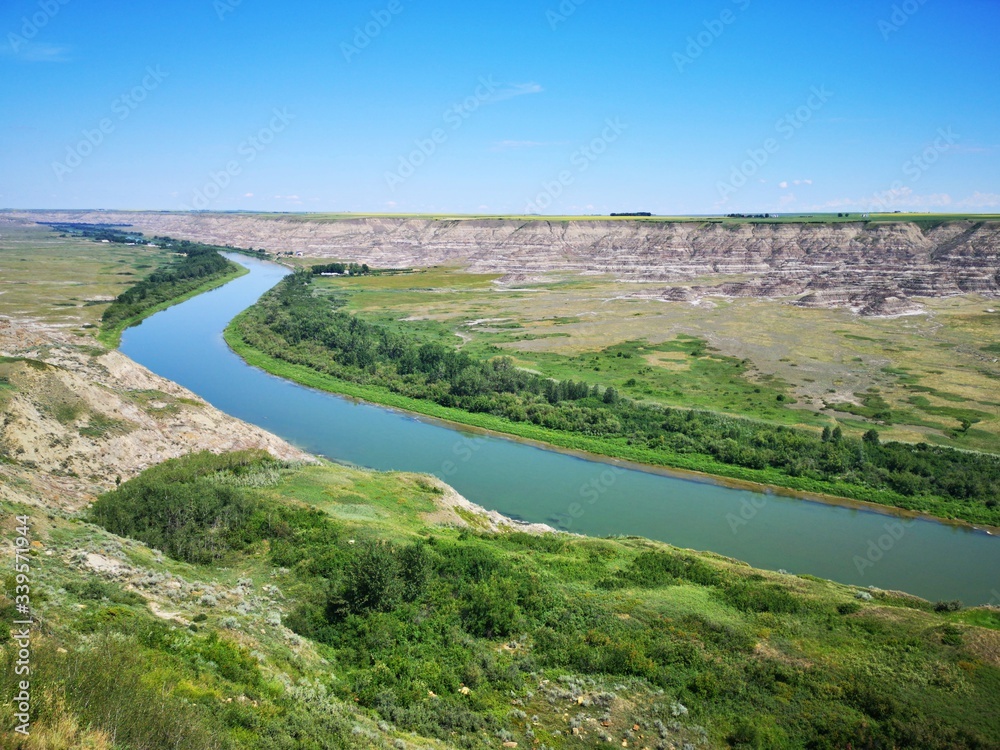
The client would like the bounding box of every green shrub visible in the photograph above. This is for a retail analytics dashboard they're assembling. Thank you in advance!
[461,575,524,638]
[91,478,258,564]
[88,451,278,564]
[720,580,801,614]
[940,624,964,646]
[728,716,790,749]
[338,540,403,616]
[65,579,144,606]
[604,550,720,589]
[398,542,432,602]
[194,632,263,686]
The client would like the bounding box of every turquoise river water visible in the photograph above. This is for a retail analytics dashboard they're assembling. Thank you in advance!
[119,255,1000,604]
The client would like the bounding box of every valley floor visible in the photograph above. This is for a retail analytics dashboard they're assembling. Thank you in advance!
[2,220,1000,748]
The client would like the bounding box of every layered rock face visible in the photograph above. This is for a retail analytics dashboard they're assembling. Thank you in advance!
[14,213,1000,315]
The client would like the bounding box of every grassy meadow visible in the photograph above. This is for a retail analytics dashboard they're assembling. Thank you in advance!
[0,224,177,334]
[306,266,1000,455]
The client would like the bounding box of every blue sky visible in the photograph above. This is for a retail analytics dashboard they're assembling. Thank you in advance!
[1,0,998,214]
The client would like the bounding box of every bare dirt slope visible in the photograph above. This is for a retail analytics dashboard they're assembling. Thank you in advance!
[0,317,313,512]
[0,316,549,534]
[14,212,1000,315]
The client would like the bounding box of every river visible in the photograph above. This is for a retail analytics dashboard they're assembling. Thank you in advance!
[119,255,1000,604]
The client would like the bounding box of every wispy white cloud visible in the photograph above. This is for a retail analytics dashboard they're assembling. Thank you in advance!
[488,82,543,103]
[490,139,565,151]
[958,191,1000,209]
[807,187,955,212]
[780,179,812,189]
[1,42,72,63]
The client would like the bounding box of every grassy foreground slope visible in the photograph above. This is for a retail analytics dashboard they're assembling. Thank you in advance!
[4,450,1000,749]
[227,273,1000,527]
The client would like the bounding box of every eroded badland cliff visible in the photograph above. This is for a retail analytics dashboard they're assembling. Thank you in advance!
[15,212,1000,316]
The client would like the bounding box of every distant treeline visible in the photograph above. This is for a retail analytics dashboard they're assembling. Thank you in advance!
[42,221,145,244]
[311,262,372,276]
[725,213,773,219]
[44,223,261,340]
[153,237,269,261]
[43,221,269,260]
[610,212,652,217]
[234,272,1000,525]
[101,241,234,333]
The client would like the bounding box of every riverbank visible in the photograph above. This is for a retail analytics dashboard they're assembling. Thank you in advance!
[98,260,248,348]
[224,312,1000,531]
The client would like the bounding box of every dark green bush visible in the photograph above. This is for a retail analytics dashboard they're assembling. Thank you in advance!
[338,540,403,616]
[65,579,144,605]
[91,478,258,564]
[461,575,524,638]
[720,580,801,614]
[88,450,344,582]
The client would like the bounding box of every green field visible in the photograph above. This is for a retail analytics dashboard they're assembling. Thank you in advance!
[0,225,178,335]
[0,224,249,347]
[302,267,1000,455]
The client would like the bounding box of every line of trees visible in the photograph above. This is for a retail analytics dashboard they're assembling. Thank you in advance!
[101,241,233,331]
[42,221,144,244]
[234,272,1000,523]
[311,262,372,276]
